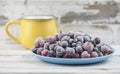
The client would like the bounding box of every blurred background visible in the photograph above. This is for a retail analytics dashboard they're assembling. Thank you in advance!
[0,0,120,45]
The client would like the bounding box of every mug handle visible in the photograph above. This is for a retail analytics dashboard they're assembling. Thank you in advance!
[5,20,21,44]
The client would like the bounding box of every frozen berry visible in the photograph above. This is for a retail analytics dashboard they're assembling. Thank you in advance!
[41,49,49,56]
[36,48,44,55]
[59,41,68,48]
[56,46,65,57]
[63,53,72,58]
[47,50,56,57]
[46,36,56,44]
[32,48,37,54]
[67,31,74,39]
[100,45,110,53]
[84,35,91,42]
[98,52,103,57]
[49,44,56,50]
[61,36,70,41]
[82,42,94,53]
[74,32,83,39]
[107,50,113,55]
[77,36,84,43]
[73,39,78,43]
[66,47,75,56]
[34,37,44,48]
[96,43,103,49]
[91,51,98,58]
[68,39,74,44]
[73,53,80,58]
[93,47,99,53]
[94,37,101,44]
[56,41,60,45]
[54,45,60,51]
[71,43,77,47]
[81,51,90,58]
[76,42,82,46]
[75,45,83,54]
[44,43,49,49]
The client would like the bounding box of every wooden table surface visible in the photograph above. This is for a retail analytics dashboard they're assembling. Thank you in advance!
[0,26,120,74]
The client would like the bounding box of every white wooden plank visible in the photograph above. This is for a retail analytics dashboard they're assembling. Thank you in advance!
[0,68,120,74]
[0,44,26,50]
[0,56,120,69]
[0,55,39,62]
[0,50,31,55]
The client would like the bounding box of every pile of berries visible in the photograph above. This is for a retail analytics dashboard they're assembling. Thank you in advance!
[32,31,113,59]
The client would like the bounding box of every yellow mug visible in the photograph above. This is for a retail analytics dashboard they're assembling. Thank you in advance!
[5,16,57,49]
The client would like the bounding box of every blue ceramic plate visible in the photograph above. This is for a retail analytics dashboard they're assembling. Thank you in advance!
[32,46,114,64]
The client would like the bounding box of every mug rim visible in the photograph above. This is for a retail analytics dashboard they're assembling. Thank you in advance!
[22,15,55,20]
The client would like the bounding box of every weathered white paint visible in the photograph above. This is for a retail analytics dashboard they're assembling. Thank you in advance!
[1,0,120,44]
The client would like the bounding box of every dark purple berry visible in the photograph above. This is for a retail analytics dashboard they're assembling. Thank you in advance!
[81,51,90,58]
[46,36,56,44]
[73,39,78,43]
[93,47,99,53]
[59,41,68,48]
[96,43,103,49]
[36,48,44,55]
[77,36,84,43]
[56,46,65,57]
[68,39,74,44]
[56,41,60,45]
[41,49,49,56]
[63,53,72,58]
[98,52,103,57]
[76,42,82,46]
[47,50,56,57]
[54,45,59,51]
[94,37,101,44]
[74,32,83,39]
[75,45,83,54]
[44,43,49,49]
[61,36,70,41]
[67,31,74,39]
[84,35,91,42]
[91,51,98,58]
[66,47,75,56]
[49,44,56,50]
[34,37,44,48]
[107,50,113,55]
[71,43,77,47]
[100,45,110,53]
[32,48,37,54]
[82,42,94,53]
[73,53,80,58]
